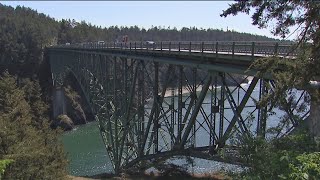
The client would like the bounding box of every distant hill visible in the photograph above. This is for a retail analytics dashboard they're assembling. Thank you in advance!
[58,21,280,44]
[0,4,59,66]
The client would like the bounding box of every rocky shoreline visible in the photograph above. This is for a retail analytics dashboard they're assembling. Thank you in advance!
[69,163,231,180]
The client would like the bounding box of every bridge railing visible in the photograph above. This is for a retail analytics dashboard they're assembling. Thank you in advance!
[56,41,297,57]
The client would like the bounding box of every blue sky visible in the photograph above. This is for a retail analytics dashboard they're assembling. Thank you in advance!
[1,1,294,39]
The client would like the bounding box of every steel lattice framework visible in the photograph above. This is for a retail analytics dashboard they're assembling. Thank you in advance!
[48,41,309,173]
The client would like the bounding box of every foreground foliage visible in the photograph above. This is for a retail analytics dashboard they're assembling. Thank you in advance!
[0,72,68,179]
[0,159,13,180]
[231,129,320,180]
[287,152,320,180]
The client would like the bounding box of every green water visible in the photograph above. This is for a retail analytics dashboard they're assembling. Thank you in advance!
[62,121,114,176]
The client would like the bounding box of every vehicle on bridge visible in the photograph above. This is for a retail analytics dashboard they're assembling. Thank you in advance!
[98,41,105,47]
[98,41,105,44]
[146,41,155,49]
[122,35,128,43]
[146,41,155,45]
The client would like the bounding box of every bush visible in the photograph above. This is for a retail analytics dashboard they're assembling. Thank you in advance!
[0,159,13,180]
[232,131,320,179]
[285,152,320,180]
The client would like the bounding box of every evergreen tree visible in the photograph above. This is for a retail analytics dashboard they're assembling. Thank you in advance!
[20,78,48,129]
[0,72,68,179]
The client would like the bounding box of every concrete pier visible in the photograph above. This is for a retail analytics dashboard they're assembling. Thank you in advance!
[52,86,66,118]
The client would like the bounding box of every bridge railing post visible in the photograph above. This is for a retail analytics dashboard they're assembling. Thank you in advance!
[189,42,191,54]
[212,42,214,53]
[201,42,204,56]
[178,42,181,53]
[232,42,235,56]
[216,42,219,57]
[160,41,163,52]
[130,42,131,51]
[274,42,279,55]
[140,41,143,50]
[135,42,137,51]
[146,42,149,52]
[243,42,247,55]
[169,42,171,53]
[251,42,255,59]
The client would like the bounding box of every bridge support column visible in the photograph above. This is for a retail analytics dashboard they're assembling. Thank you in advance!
[305,81,320,143]
[308,91,320,140]
[52,86,66,118]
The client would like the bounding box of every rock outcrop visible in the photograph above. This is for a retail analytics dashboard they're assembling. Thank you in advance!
[56,114,74,130]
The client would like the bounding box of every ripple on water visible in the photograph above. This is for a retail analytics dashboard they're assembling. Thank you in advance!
[62,121,114,176]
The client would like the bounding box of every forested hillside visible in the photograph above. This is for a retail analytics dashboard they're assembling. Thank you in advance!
[0,5,59,76]
[0,4,68,179]
[58,21,278,44]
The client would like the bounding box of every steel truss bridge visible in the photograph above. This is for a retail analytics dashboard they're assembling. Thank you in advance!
[47,41,308,173]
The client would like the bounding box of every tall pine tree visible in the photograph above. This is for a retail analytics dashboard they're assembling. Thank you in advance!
[0,72,68,179]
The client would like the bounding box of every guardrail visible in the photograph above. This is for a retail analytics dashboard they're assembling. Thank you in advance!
[54,41,297,57]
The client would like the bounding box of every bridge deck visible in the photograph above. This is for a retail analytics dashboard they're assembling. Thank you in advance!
[50,41,295,75]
